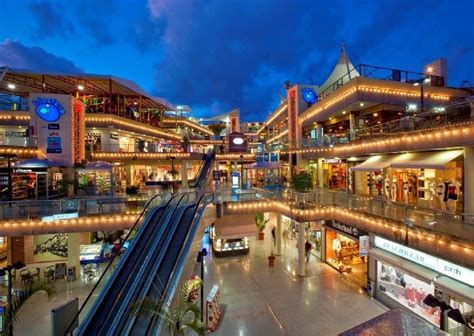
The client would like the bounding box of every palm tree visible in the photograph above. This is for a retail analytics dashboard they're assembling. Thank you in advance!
[5,282,55,335]
[134,297,205,336]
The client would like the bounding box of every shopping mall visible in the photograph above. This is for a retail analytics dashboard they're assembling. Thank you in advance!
[0,46,473,335]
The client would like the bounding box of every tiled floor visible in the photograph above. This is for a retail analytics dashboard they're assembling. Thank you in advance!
[204,217,387,336]
[13,215,387,336]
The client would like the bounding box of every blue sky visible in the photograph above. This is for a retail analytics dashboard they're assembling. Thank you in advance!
[0,0,473,121]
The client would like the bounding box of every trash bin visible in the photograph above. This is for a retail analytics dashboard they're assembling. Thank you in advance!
[67,266,76,282]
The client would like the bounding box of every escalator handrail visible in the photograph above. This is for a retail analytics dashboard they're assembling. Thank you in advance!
[190,151,214,188]
[65,191,172,335]
[147,192,215,334]
[106,195,196,334]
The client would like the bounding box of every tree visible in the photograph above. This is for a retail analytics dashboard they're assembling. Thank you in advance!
[291,171,313,193]
[208,123,226,136]
[254,213,269,232]
[5,282,55,335]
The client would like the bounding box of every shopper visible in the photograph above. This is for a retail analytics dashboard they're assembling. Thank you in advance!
[271,226,276,246]
[305,240,312,262]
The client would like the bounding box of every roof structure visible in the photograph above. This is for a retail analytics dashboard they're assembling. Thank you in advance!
[0,67,176,111]
[318,46,359,96]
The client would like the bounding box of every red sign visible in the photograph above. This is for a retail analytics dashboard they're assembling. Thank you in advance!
[288,88,297,148]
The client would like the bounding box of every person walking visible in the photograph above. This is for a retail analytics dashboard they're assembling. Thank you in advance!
[305,240,312,262]
[271,226,276,246]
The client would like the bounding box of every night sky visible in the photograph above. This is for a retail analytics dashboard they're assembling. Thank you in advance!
[0,0,473,121]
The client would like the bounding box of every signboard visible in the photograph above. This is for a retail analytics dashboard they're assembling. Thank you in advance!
[323,158,341,164]
[256,153,264,162]
[32,97,65,122]
[213,170,221,181]
[359,235,370,256]
[270,152,278,162]
[231,172,240,188]
[110,133,119,140]
[48,124,60,130]
[263,153,269,162]
[42,212,79,222]
[374,236,474,286]
[228,132,247,153]
[288,88,297,148]
[325,220,367,238]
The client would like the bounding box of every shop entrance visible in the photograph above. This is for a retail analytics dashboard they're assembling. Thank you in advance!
[324,222,368,288]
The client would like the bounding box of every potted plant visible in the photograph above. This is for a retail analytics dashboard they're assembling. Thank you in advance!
[268,252,275,267]
[255,213,269,240]
[291,171,313,209]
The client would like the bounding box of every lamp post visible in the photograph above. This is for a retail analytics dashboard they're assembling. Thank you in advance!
[413,76,431,114]
[0,261,26,335]
[196,248,207,322]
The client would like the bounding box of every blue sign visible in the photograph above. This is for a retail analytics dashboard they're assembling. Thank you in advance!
[32,97,65,122]
[270,152,278,162]
[302,88,317,104]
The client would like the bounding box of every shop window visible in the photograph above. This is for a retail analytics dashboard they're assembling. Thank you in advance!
[376,261,441,326]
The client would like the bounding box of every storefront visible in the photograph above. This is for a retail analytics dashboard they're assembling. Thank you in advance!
[0,159,64,200]
[129,162,200,189]
[308,221,323,259]
[77,162,113,196]
[245,161,283,190]
[370,236,474,334]
[210,214,255,257]
[351,150,463,213]
[323,221,369,287]
[322,159,347,190]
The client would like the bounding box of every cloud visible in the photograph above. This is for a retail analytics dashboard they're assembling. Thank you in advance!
[0,40,82,73]
[145,0,473,121]
[29,0,75,39]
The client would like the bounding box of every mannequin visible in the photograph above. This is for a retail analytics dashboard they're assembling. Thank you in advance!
[436,179,446,211]
[425,179,436,208]
[391,176,398,202]
[332,237,342,260]
[446,179,461,212]
[402,179,409,204]
[384,176,391,199]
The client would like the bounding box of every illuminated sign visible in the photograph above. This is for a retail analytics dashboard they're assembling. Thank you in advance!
[42,212,79,222]
[232,137,244,145]
[32,97,65,122]
[302,88,317,104]
[374,236,474,286]
[288,89,297,148]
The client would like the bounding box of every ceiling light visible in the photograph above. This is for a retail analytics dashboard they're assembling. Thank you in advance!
[413,82,420,87]
[7,83,16,90]
[77,85,85,91]
[342,111,347,115]
[427,66,433,73]
[424,77,431,84]
[373,113,378,117]
[360,103,364,107]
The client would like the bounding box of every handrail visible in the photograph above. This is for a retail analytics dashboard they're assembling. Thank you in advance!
[64,191,171,334]
[150,192,214,335]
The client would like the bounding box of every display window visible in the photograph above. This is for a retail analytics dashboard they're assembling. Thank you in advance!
[448,299,472,335]
[77,170,112,195]
[325,229,367,285]
[324,162,347,190]
[376,260,441,326]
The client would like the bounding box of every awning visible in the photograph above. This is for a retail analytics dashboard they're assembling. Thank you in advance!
[14,158,63,168]
[389,150,463,170]
[434,276,474,306]
[369,248,439,284]
[214,214,258,239]
[350,155,398,172]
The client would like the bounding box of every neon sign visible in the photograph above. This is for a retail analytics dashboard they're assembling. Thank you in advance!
[32,97,65,122]
[302,88,317,104]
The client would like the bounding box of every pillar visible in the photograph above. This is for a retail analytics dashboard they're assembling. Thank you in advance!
[297,221,306,277]
[181,160,188,189]
[464,146,474,216]
[66,167,75,197]
[67,233,82,277]
[349,112,356,140]
[317,158,324,188]
[275,214,282,256]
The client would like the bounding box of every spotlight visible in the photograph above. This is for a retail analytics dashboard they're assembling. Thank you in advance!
[7,83,16,90]
[77,85,85,91]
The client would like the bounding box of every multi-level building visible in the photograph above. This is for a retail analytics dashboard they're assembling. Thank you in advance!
[255,48,474,331]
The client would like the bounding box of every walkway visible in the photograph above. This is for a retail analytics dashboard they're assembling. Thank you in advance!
[203,216,387,335]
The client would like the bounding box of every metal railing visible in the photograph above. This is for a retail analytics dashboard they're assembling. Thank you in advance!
[302,107,473,148]
[0,134,37,147]
[0,195,153,220]
[262,188,474,241]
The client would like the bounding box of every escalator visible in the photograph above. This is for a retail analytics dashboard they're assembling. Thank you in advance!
[71,152,215,335]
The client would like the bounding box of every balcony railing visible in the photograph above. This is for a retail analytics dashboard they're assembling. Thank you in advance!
[0,133,37,147]
[303,107,472,148]
[282,188,474,241]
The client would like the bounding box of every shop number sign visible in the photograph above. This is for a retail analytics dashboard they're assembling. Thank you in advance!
[374,236,474,286]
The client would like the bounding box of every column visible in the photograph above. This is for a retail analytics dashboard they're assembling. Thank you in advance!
[275,214,282,256]
[297,221,306,276]
[464,147,474,217]
[181,160,188,189]
[66,167,75,197]
[349,112,356,140]
[67,233,81,277]
[317,158,324,188]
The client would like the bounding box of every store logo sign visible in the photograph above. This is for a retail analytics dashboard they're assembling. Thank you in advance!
[32,97,65,122]
[42,212,78,222]
[374,236,474,286]
[232,137,244,145]
[329,221,364,238]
